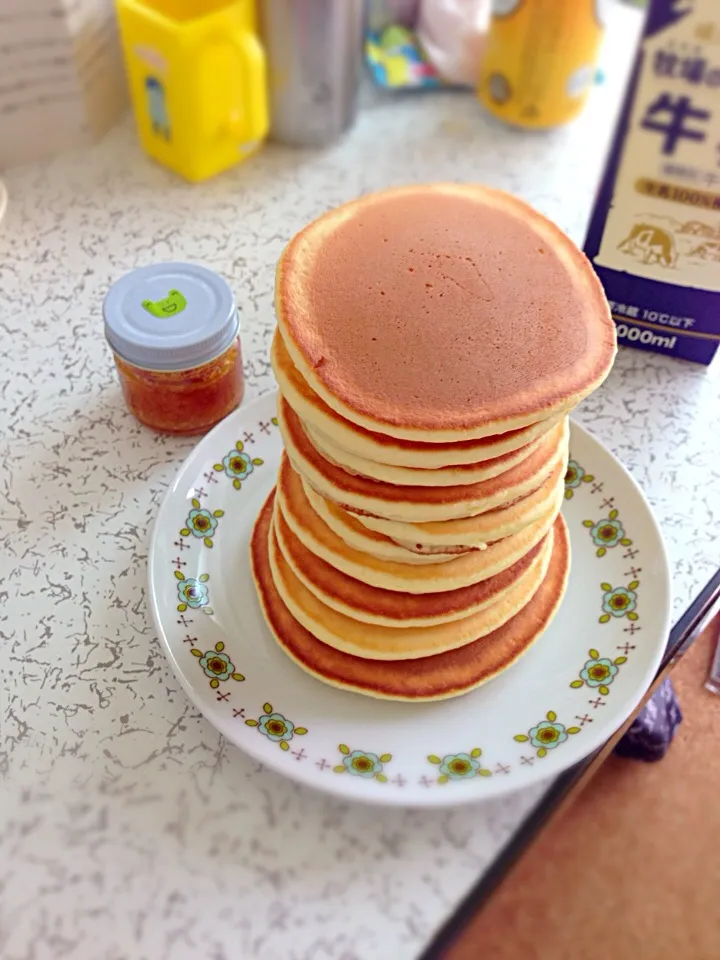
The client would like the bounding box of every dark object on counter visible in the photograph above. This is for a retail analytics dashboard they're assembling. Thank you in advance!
[259,0,365,147]
[103,263,245,435]
[615,678,683,762]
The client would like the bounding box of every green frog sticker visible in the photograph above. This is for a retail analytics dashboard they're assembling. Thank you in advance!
[142,288,187,317]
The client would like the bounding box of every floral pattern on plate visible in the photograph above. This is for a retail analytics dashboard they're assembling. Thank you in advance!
[570,648,628,696]
[333,745,392,782]
[191,640,245,689]
[214,440,265,490]
[245,702,308,751]
[514,710,581,758]
[600,580,639,623]
[582,508,632,557]
[175,571,213,614]
[179,498,224,548]
[427,748,492,784]
[564,458,594,499]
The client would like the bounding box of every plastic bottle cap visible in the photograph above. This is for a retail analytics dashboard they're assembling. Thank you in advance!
[103,262,239,371]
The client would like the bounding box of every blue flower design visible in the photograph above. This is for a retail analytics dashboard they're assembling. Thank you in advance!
[564,459,594,500]
[176,577,209,609]
[259,712,295,742]
[529,720,568,750]
[602,586,637,617]
[333,745,391,780]
[344,750,382,778]
[571,648,627,695]
[179,499,223,547]
[222,449,253,480]
[199,650,234,681]
[187,508,218,538]
[428,747,491,783]
[516,711,580,757]
[583,511,632,556]
[190,640,244,688]
[590,518,624,548]
[439,753,480,780]
[580,657,619,687]
[245,703,307,750]
[214,443,264,490]
[565,460,585,489]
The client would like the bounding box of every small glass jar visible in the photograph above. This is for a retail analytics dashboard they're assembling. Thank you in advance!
[103,262,245,434]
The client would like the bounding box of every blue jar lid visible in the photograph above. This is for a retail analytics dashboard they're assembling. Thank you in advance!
[103,262,239,371]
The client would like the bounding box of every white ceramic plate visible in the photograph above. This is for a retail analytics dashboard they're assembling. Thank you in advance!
[148,391,671,807]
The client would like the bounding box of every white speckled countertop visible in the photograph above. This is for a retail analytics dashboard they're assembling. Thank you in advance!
[2,7,719,959]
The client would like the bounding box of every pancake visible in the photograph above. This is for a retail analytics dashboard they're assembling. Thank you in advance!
[251,491,571,701]
[279,395,569,522]
[276,454,559,594]
[272,331,563,468]
[275,183,615,441]
[269,510,554,660]
[358,458,567,550]
[273,499,552,627]
[304,419,544,487]
[303,479,465,564]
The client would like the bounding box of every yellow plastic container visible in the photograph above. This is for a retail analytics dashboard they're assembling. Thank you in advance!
[116,0,268,181]
[477,0,605,129]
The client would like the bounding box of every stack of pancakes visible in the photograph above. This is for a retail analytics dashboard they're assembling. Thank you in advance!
[251,184,616,702]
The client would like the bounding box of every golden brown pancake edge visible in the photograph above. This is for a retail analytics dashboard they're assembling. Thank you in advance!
[268,512,554,660]
[250,490,571,701]
[276,453,559,594]
[273,495,551,626]
[278,394,569,522]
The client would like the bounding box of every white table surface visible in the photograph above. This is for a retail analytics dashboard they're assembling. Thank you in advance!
[2,7,719,959]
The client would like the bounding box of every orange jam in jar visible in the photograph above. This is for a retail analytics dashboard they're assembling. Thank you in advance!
[103,262,245,434]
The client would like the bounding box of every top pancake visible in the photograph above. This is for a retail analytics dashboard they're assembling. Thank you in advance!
[276,183,616,441]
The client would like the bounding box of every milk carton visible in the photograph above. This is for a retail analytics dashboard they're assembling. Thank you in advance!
[585,0,720,365]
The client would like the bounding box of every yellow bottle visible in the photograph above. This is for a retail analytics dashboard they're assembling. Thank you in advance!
[116,0,268,181]
[478,0,606,129]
